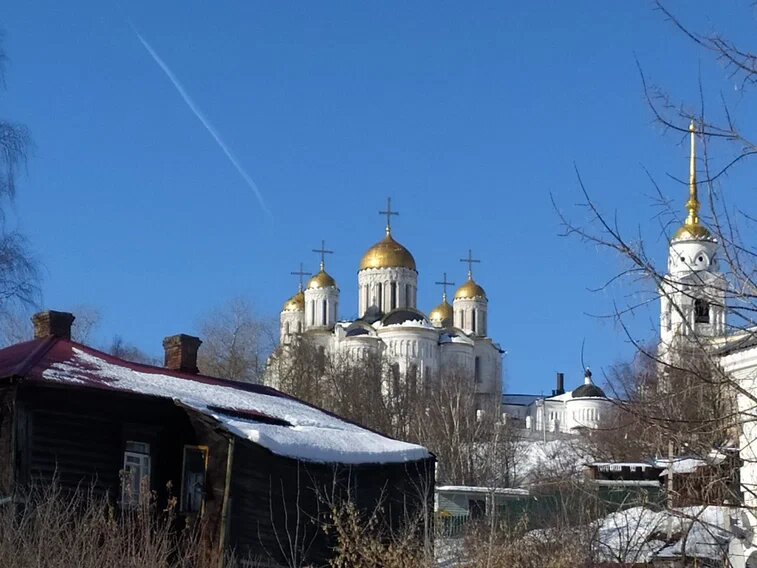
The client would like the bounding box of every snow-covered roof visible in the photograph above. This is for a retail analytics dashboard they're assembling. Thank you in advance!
[438,330,474,345]
[1,338,430,466]
[654,451,727,475]
[501,394,541,407]
[591,479,661,488]
[436,485,529,496]
[591,462,656,470]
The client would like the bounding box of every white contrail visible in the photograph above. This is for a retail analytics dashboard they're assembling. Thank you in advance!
[133,29,271,218]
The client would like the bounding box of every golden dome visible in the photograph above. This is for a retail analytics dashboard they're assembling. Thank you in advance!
[282,290,305,312]
[307,269,337,289]
[359,231,416,271]
[429,298,453,328]
[454,278,486,300]
[674,221,711,240]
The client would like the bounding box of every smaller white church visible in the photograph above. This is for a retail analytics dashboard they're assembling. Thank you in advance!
[502,369,613,434]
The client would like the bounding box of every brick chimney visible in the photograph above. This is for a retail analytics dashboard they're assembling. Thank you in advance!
[162,334,202,374]
[32,310,75,340]
[553,372,565,396]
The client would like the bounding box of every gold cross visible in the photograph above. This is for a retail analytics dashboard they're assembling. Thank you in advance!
[434,272,455,300]
[312,240,334,270]
[459,249,481,279]
[379,197,399,234]
[290,262,312,291]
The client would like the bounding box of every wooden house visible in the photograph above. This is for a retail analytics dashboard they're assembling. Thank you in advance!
[0,311,434,566]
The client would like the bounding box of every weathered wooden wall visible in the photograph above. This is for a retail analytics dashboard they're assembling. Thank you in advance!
[229,440,434,566]
[0,384,16,497]
[14,385,216,507]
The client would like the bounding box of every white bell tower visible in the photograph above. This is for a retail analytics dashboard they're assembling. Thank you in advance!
[660,121,726,354]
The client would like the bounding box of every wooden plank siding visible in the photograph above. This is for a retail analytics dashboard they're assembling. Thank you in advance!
[14,385,221,510]
[229,440,434,566]
[0,383,16,497]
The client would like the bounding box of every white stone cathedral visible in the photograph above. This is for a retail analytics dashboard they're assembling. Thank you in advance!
[273,200,503,406]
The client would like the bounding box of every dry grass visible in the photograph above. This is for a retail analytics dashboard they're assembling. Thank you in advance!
[457,521,593,568]
[325,500,431,568]
[0,483,228,568]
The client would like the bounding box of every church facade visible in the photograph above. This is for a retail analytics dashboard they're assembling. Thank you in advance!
[270,201,503,409]
[501,369,613,435]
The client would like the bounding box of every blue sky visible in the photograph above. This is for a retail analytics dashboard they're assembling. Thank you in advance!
[3,2,757,394]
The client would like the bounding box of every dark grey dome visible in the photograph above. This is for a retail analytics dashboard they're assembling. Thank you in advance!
[345,321,374,337]
[572,384,607,398]
[346,327,369,337]
[381,308,429,326]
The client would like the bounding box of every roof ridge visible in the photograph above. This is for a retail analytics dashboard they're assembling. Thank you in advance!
[13,336,58,378]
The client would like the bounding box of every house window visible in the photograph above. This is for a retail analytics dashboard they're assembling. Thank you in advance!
[472,310,477,333]
[405,284,411,307]
[694,299,710,323]
[391,283,397,310]
[181,446,209,514]
[121,441,150,508]
[474,356,481,383]
[322,300,327,326]
[377,283,383,312]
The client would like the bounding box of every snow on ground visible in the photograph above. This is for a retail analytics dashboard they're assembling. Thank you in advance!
[593,507,669,563]
[42,347,430,465]
[513,437,594,485]
[434,506,738,566]
[435,538,464,568]
[594,505,735,563]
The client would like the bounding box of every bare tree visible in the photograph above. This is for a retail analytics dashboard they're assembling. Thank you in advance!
[0,33,38,311]
[197,297,275,383]
[108,335,158,365]
[70,304,101,344]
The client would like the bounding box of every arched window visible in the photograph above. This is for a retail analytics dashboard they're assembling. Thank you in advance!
[390,282,397,310]
[284,322,290,335]
[474,356,482,383]
[322,300,327,326]
[694,299,710,323]
[377,283,383,312]
[472,310,477,334]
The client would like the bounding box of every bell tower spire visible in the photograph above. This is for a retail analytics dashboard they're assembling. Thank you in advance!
[685,120,700,227]
[674,120,710,240]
